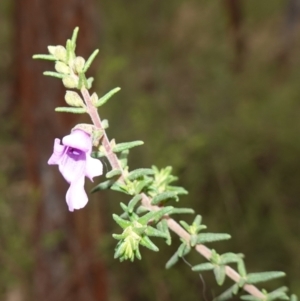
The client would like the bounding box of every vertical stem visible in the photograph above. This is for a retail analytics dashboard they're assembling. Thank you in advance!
[81,87,125,181]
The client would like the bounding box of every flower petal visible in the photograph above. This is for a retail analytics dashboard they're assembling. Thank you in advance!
[85,157,103,181]
[59,148,86,183]
[48,139,66,165]
[66,176,88,211]
[62,130,91,152]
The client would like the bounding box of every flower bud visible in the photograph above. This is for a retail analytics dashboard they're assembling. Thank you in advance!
[90,92,98,106]
[62,76,78,89]
[55,62,70,75]
[65,91,84,107]
[74,56,85,73]
[48,45,67,62]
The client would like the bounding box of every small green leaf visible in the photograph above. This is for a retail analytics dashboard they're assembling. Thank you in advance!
[169,208,195,215]
[127,168,154,181]
[32,54,56,61]
[91,179,115,192]
[167,186,188,195]
[157,220,171,245]
[192,262,215,272]
[197,233,231,244]
[140,236,159,252]
[55,107,86,114]
[151,192,179,205]
[119,149,129,168]
[237,259,247,277]
[133,178,153,194]
[246,271,286,284]
[112,214,131,229]
[83,49,99,72]
[137,206,173,225]
[179,220,190,232]
[106,169,122,179]
[220,252,241,265]
[110,182,130,194]
[95,87,121,107]
[128,195,142,213]
[136,206,149,214]
[165,250,179,269]
[144,226,166,238]
[177,242,191,257]
[214,265,226,286]
[43,71,65,78]
[290,295,298,301]
[71,27,79,49]
[193,215,203,226]
[267,287,289,301]
[113,141,144,153]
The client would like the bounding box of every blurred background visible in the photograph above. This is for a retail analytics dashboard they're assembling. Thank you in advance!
[1,0,300,300]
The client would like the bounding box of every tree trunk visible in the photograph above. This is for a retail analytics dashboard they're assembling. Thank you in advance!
[223,0,246,72]
[14,1,108,300]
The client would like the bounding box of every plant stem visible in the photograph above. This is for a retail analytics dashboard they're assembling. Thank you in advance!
[81,87,125,181]
[83,87,265,299]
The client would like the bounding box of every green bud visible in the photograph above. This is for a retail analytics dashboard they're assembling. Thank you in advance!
[64,91,84,107]
[55,62,70,75]
[48,45,67,62]
[62,76,78,89]
[74,56,85,73]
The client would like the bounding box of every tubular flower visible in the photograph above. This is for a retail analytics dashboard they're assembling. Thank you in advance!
[48,129,103,211]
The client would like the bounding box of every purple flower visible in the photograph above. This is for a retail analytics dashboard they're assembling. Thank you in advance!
[48,129,103,211]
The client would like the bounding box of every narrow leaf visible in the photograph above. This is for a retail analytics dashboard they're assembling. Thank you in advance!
[137,206,173,225]
[168,186,188,195]
[169,208,195,215]
[214,265,226,286]
[140,236,159,252]
[178,242,191,257]
[127,168,154,181]
[128,195,142,213]
[71,27,79,48]
[165,250,179,269]
[83,49,99,72]
[106,169,122,179]
[237,259,247,277]
[197,233,231,244]
[157,220,171,245]
[55,107,86,114]
[112,214,131,229]
[246,271,286,284]
[113,141,144,153]
[144,226,166,238]
[32,54,56,61]
[220,252,241,265]
[96,87,121,107]
[151,191,179,205]
[43,71,64,78]
[91,179,115,192]
[192,262,215,272]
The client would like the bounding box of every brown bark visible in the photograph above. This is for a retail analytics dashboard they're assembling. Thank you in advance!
[277,0,300,65]
[14,1,107,300]
[223,0,246,72]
